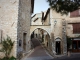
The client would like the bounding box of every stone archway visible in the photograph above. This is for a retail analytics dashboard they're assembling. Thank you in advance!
[30,28,51,50]
[30,26,51,37]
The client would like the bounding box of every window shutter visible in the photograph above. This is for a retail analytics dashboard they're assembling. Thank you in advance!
[73,23,80,34]
[70,9,80,17]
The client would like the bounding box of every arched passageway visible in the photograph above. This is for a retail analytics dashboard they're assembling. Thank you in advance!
[30,28,52,51]
[30,25,51,37]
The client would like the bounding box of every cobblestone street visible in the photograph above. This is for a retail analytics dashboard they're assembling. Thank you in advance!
[21,38,80,60]
[53,53,80,60]
[21,38,53,60]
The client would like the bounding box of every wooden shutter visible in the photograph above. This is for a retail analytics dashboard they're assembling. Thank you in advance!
[73,23,80,34]
[70,9,80,17]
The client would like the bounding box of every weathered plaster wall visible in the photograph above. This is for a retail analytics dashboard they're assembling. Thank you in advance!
[66,17,80,38]
[31,13,42,25]
[43,12,50,25]
[54,19,63,39]
[31,18,42,25]
[50,9,66,40]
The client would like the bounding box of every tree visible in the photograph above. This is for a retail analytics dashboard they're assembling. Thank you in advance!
[47,0,80,15]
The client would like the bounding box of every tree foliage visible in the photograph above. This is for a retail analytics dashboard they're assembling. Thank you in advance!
[47,0,80,14]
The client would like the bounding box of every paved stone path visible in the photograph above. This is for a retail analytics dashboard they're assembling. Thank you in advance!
[52,53,80,60]
[21,38,80,60]
[21,38,53,60]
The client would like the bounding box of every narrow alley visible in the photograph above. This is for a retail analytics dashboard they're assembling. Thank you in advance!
[21,38,80,60]
[21,38,53,60]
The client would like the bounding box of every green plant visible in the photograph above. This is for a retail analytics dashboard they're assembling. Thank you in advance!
[9,56,16,60]
[0,56,16,60]
[0,36,15,60]
[66,36,72,49]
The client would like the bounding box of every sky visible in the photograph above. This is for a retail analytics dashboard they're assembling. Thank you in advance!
[33,0,50,14]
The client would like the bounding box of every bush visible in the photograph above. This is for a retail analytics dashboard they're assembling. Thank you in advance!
[0,36,15,60]
[66,36,72,49]
[0,56,16,60]
[9,56,16,60]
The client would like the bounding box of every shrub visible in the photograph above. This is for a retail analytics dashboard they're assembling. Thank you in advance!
[0,36,15,60]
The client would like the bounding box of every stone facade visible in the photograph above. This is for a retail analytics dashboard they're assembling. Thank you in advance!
[31,8,80,55]
[0,0,19,58]
[66,10,80,52]
[17,0,32,57]
[31,8,69,55]
[66,17,80,37]
[0,0,34,58]
[31,13,42,25]
[50,8,69,55]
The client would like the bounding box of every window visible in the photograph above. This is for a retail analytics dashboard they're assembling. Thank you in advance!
[23,33,27,51]
[19,40,22,47]
[73,23,80,34]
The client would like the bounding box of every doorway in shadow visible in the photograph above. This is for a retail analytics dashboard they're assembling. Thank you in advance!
[56,41,61,54]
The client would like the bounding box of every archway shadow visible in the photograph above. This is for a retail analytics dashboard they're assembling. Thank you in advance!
[31,38,41,48]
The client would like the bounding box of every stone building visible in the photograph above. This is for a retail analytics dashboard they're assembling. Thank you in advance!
[31,8,69,55]
[66,9,80,52]
[31,8,80,55]
[0,0,34,58]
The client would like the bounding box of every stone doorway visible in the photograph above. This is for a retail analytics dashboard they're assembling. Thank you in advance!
[56,41,61,54]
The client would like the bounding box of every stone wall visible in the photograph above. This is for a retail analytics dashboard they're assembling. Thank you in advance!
[30,26,51,36]
[43,12,50,25]
[0,0,32,58]
[31,13,42,25]
[30,8,70,55]
[17,0,31,56]
[0,0,19,57]
[0,44,5,58]
[50,8,68,54]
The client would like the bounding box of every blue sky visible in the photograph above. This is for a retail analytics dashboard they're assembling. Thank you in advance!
[33,0,50,14]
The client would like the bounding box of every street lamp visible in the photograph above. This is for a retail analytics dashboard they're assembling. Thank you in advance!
[54,20,57,26]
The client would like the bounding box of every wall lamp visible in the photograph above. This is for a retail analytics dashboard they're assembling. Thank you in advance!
[54,20,57,26]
